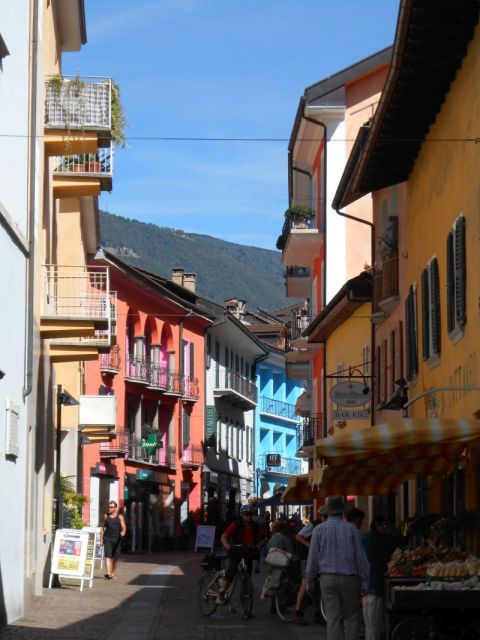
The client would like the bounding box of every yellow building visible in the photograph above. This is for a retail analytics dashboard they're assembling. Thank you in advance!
[333,0,480,545]
[304,271,372,522]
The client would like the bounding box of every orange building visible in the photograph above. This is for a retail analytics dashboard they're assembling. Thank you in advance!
[82,251,213,551]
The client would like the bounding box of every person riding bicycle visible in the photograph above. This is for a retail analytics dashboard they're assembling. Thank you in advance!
[218,503,266,603]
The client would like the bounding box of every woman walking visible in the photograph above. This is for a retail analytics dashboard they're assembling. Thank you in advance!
[101,501,126,579]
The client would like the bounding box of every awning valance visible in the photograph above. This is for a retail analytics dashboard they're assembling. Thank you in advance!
[281,474,313,503]
[314,419,480,467]
[295,391,310,418]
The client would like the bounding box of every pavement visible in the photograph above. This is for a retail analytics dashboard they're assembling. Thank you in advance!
[1,553,327,640]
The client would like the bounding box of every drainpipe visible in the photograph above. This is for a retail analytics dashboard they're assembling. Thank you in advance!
[335,207,375,426]
[23,0,40,399]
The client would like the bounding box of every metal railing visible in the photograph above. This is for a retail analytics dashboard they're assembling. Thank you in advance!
[216,369,258,403]
[285,266,310,279]
[182,444,204,466]
[297,414,324,450]
[125,355,150,384]
[100,431,129,457]
[261,396,297,420]
[126,432,162,465]
[260,453,302,475]
[53,145,113,177]
[277,216,319,251]
[45,75,111,132]
[183,376,200,400]
[286,309,311,349]
[42,265,110,320]
[100,345,121,373]
[373,254,399,311]
[149,364,168,389]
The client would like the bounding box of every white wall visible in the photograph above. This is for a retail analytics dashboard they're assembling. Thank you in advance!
[0,0,31,624]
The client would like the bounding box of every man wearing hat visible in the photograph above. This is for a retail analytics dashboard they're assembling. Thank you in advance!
[306,496,369,640]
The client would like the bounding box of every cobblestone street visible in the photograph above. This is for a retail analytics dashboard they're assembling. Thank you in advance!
[2,553,326,640]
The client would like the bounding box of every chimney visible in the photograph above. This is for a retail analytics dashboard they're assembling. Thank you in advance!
[183,272,196,293]
[224,298,247,320]
[171,267,184,286]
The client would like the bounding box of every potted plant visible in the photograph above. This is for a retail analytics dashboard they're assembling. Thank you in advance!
[85,152,101,173]
[284,204,315,228]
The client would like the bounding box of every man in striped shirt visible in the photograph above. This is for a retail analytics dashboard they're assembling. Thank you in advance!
[306,496,369,640]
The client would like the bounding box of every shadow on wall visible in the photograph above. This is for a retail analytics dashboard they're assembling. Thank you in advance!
[0,562,7,629]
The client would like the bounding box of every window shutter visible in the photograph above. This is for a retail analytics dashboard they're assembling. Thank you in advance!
[182,409,190,447]
[405,287,418,381]
[397,320,404,381]
[405,296,412,381]
[375,345,381,405]
[382,340,388,403]
[205,405,217,445]
[421,268,430,361]
[390,329,396,394]
[446,231,455,333]
[455,216,466,326]
[189,342,194,378]
[430,258,441,355]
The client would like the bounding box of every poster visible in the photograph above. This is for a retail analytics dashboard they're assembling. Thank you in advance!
[51,529,89,577]
[83,526,103,563]
[195,525,216,551]
[83,529,96,582]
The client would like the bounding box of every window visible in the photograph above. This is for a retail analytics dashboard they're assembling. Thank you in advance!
[421,257,441,363]
[447,216,466,340]
[405,285,418,381]
[362,344,370,377]
[205,405,217,448]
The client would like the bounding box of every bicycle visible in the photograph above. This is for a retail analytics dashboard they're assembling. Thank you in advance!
[272,559,327,624]
[198,545,254,620]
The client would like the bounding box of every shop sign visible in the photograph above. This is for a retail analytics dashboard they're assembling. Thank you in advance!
[330,381,371,407]
[136,469,153,481]
[332,409,370,420]
[266,453,281,467]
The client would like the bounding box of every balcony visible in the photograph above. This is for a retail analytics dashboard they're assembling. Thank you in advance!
[296,414,324,457]
[260,397,298,423]
[181,444,204,468]
[162,370,183,397]
[372,254,400,322]
[260,453,302,476]
[44,75,111,155]
[100,431,129,458]
[214,369,258,410]
[122,432,176,468]
[285,309,320,364]
[52,145,113,197]
[285,266,310,298]
[125,355,150,385]
[278,218,324,268]
[40,265,110,339]
[100,345,121,375]
[183,376,200,402]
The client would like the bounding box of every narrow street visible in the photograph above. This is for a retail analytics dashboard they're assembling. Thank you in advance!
[4,553,326,640]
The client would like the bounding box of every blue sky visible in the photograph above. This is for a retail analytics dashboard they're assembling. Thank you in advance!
[64,0,399,249]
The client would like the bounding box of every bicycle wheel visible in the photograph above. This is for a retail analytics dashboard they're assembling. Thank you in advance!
[320,595,327,623]
[198,569,219,617]
[274,581,297,622]
[239,573,253,619]
[391,616,435,640]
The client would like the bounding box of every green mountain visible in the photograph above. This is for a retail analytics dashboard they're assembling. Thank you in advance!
[99,211,293,309]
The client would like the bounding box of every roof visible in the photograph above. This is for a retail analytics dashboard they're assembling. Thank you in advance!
[304,271,372,342]
[333,0,480,209]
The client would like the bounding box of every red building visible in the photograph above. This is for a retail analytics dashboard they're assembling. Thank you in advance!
[82,251,213,551]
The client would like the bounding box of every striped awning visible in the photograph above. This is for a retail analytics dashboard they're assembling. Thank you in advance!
[315,418,480,467]
[281,474,313,503]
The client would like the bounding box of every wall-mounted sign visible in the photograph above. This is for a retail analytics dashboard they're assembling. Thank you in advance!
[332,410,370,420]
[266,453,281,467]
[330,381,371,408]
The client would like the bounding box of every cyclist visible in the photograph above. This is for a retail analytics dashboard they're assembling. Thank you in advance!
[217,504,266,604]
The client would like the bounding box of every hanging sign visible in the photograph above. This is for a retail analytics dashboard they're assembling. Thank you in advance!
[330,381,371,407]
[266,453,281,467]
[332,409,370,420]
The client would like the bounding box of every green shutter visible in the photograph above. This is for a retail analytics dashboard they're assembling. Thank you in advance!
[421,268,430,361]
[183,409,190,447]
[205,405,217,445]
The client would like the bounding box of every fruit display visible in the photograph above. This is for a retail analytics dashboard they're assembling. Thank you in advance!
[387,545,468,577]
[427,555,480,577]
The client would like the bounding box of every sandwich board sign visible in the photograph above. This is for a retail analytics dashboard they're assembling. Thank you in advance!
[49,528,90,591]
[195,525,216,552]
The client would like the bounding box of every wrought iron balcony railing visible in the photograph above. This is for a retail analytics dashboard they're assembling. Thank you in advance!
[182,443,204,467]
[297,414,324,451]
[53,145,113,191]
[125,355,150,385]
[260,396,298,421]
[373,254,399,312]
[285,266,310,279]
[100,345,121,374]
[99,431,129,457]
[260,453,302,475]
[45,75,111,134]
[183,376,200,400]
[42,265,110,321]
[217,370,258,404]
[286,309,311,350]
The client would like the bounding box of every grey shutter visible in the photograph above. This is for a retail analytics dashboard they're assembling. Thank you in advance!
[205,405,217,445]
[446,231,455,333]
[405,287,418,381]
[421,268,430,361]
[455,217,466,326]
[430,258,441,355]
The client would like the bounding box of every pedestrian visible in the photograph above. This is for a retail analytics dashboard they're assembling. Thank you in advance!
[261,520,293,600]
[361,515,390,640]
[306,495,369,640]
[347,507,366,530]
[292,504,327,625]
[101,500,126,580]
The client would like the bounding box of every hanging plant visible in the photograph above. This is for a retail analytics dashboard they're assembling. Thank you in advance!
[111,80,127,148]
[48,73,64,97]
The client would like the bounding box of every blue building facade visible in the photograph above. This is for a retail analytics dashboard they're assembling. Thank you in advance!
[254,349,305,498]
